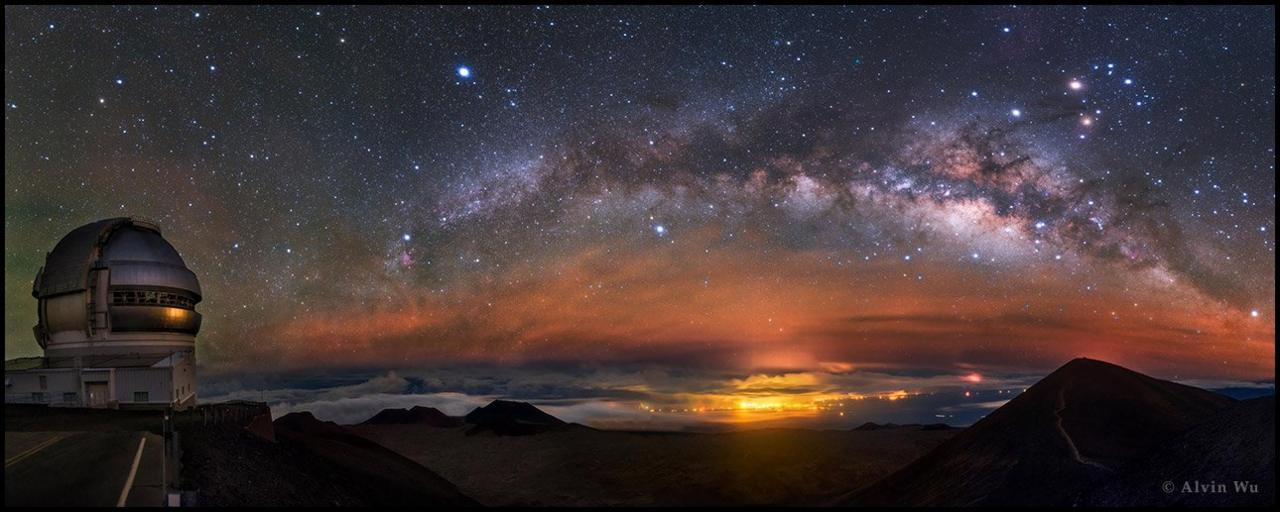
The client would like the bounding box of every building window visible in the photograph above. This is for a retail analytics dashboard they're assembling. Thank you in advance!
[112,290,195,310]
[39,375,47,390]
[31,392,45,402]
[134,391,149,402]
[63,392,77,403]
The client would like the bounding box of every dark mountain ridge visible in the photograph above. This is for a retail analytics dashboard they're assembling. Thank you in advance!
[358,406,463,427]
[463,399,570,436]
[844,357,1238,506]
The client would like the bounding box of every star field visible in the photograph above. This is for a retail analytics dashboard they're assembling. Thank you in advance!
[5,6,1274,386]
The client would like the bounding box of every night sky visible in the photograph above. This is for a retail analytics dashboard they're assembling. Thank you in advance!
[5,6,1274,428]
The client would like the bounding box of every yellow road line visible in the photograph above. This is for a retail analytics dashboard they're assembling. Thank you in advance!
[116,436,147,507]
[5,434,66,468]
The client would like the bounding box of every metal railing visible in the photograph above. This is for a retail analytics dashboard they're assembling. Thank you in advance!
[3,393,84,407]
[170,400,270,430]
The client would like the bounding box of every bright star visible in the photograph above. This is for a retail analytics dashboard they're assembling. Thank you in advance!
[1010,108,1022,117]
[654,224,666,236]
[457,66,471,78]
[403,234,411,241]
[1251,310,1260,318]
[1069,79,1083,90]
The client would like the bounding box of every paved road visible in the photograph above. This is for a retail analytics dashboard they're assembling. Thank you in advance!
[4,430,166,507]
[5,432,68,465]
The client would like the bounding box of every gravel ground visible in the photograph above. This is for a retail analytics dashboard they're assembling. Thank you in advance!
[353,424,954,506]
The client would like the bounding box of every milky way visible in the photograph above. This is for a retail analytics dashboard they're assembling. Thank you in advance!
[5,6,1274,423]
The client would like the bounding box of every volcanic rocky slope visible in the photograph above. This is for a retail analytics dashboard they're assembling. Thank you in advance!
[267,412,476,506]
[844,358,1238,507]
[1082,395,1275,507]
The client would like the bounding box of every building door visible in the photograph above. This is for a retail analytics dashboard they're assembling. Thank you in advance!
[86,382,109,407]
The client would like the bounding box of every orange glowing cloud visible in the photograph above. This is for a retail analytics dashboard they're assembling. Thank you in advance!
[218,221,1273,383]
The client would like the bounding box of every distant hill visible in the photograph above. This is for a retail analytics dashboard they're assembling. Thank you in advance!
[359,406,463,428]
[275,411,350,438]
[1083,395,1275,507]
[843,358,1237,506]
[463,400,568,436]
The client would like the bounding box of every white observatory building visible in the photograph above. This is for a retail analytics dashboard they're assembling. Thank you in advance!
[4,217,201,409]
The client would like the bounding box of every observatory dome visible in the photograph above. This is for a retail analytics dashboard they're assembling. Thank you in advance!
[32,217,202,359]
